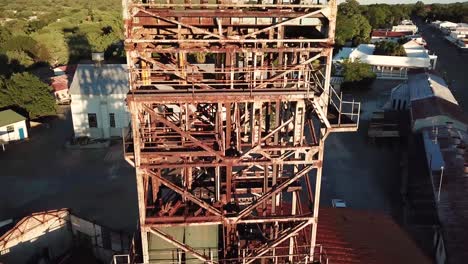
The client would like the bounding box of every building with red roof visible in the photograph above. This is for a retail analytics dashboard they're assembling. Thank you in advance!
[317,208,432,264]
[371,30,414,43]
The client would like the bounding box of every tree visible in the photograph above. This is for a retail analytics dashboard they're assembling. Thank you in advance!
[0,27,12,47]
[32,30,69,66]
[336,13,372,46]
[374,41,406,56]
[5,50,34,67]
[341,59,376,83]
[413,1,427,18]
[336,0,372,46]
[366,6,390,29]
[339,0,361,17]
[0,73,56,118]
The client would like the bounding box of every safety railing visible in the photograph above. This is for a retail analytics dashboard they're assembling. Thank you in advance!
[127,0,331,9]
[328,85,360,132]
[112,243,330,264]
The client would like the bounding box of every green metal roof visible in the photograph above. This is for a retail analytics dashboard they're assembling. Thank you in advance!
[0,110,26,127]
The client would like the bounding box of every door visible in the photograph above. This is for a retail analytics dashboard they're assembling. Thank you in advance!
[18,127,24,140]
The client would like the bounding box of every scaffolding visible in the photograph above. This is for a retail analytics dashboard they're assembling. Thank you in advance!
[122,0,359,263]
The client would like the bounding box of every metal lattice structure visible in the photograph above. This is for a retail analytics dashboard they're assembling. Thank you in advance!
[122,0,359,263]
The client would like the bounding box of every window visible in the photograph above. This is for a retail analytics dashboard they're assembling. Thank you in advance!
[88,113,98,128]
[109,113,116,128]
[6,126,14,133]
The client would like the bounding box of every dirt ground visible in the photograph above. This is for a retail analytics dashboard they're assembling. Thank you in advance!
[0,106,138,232]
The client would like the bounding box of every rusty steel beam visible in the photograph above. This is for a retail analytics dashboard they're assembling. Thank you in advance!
[141,159,321,169]
[127,90,318,104]
[244,219,313,264]
[134,10,315,18]
[142,105,224,160]
[124,0,343,263]
[234,165,315,222]
[130,3,328,9]
[145,215,315,227]
[240,10,324,40]
[126,46,327,54]
[136,8,229,40]
[146,169,223,218]
[127,38,332,44]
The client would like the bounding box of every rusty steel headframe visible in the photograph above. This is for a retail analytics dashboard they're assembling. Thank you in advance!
[122,0,356,263]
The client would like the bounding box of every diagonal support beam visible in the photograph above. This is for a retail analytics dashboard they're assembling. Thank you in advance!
[143,105,224,160]
[236,117,294,160]
[241,10,323,40]
[149,227,217,264]
[252,53,322,90]
[234,165,315,222]
[244,219,313,264]
[146,169,223,217]
[136,54,214,90]
[137,8,230,40]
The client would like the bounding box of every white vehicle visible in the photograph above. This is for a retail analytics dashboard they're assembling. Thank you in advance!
[332,199,347,208]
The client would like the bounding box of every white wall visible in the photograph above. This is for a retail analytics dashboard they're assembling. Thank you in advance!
[71,94,130,139]
[0,120,28,142]
[392,24,418,34]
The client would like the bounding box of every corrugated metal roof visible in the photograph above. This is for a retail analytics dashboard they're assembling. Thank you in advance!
[51,76,69,92]
[333,48,354,61]
[409,73,458,105]
[411,97,468,128]
[69,64,129,96]
[421,126,468,264]
[422,129,445,170]
[0,110,26,127]
[372,30,413,37]
[317,208,432,264]
[0,209,69,251]
[334,44,433,68]
[360,54,430,68]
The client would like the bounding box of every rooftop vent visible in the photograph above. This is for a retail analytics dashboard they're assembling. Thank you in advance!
[92,52,104,67]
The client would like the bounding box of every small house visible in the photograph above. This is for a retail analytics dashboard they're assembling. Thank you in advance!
[0,109,28,142]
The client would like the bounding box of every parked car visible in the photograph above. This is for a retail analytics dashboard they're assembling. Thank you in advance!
[332,199,347,208]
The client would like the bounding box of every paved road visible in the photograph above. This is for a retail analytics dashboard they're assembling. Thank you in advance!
[416,19,468,113]
[0,107,138,232]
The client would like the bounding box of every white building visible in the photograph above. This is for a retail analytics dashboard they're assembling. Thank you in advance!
[0,109,28,142]
[444,24,468,50]
[333,40,437,80]
[70,64,130,139]
[438,21,459,34]
[392,20,418,34]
